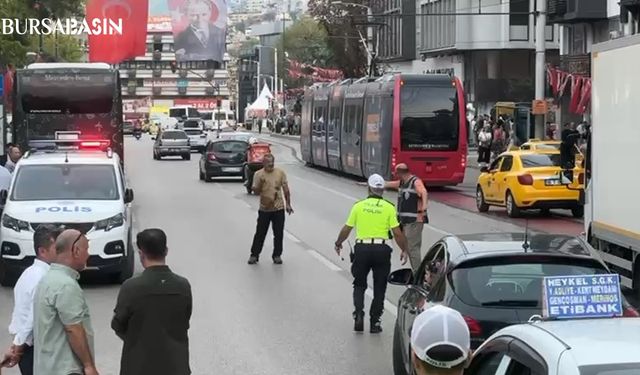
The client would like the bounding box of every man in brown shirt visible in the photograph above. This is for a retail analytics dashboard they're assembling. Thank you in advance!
[248,154,293,264]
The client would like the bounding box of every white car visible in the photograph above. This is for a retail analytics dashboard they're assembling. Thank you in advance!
[0,139,135,286]
[467,317,640,374]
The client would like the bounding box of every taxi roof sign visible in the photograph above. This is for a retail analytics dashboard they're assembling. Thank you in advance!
[542,274,623,319]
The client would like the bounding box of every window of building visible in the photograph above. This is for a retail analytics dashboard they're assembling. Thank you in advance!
[153,43,162,52]
[510,0,528,26]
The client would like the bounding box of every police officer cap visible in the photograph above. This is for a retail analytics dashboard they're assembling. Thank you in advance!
[368,174,385,189]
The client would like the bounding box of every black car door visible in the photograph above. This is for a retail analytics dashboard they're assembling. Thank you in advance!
[398,242,450,362]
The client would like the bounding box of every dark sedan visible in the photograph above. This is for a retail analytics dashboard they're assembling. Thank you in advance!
[389,232,639,375]
[199,139,248,181]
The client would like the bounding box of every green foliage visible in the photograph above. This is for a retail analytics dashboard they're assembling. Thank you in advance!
[308,0,367,78]
[0,0,85,66]
[277,17,334,87]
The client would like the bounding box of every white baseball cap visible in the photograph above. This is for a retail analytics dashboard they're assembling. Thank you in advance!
[411,305,470,369]
[367,174,385,189]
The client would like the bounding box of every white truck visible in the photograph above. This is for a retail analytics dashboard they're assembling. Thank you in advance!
[586,34,640,296]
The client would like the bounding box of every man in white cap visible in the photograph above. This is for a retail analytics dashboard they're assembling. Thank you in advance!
[411,305,471,375]
[334,173,408,333]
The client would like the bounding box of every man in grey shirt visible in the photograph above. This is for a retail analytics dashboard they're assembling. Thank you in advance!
[33,229,98,375]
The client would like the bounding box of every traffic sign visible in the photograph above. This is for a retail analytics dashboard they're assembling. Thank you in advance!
[543,274,623,319]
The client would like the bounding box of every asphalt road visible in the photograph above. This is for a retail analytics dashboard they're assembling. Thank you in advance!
[0,133,588,375]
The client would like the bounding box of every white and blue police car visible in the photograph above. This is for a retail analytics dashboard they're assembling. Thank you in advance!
[0,136,134,286]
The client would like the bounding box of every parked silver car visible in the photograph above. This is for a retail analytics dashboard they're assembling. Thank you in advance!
[153,130,191,160]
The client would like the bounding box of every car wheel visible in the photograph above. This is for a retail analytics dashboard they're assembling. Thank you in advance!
[183,154,191,161]
[540,208,552,216]
[115,234,135,284]
[245,166,253,194]
[571,206,584,218]
[476,186,489,212]
[506,190,521,218]
[199,169,205,181]
[393,322,409,375]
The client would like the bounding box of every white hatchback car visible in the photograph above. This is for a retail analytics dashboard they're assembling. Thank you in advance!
[466,317,640,375]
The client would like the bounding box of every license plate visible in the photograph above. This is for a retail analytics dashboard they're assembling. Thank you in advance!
[545,179,561,186]
[170,148,179,152]
[222,167,241,172]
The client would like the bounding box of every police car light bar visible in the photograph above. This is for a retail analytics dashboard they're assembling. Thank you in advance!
[27,139,111,151]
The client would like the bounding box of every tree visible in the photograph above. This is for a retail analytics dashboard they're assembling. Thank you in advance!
[277,17,334,88]
[308,0,368,78]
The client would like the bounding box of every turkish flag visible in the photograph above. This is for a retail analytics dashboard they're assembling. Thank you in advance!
[86,0,149,64]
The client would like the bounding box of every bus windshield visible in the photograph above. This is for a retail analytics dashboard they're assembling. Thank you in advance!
[400,84,458,151]
[19,73,114,114]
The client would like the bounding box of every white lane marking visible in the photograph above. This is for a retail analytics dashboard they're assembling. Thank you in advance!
[284,230,302,243]
[307,249,343,271]
[365,289,398,317]
[288,175,358,202]
[425,224,450,236]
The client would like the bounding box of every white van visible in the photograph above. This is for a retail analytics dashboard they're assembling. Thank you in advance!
[0,134,134,286]
[201,110,236,131]
[169,105,200,125]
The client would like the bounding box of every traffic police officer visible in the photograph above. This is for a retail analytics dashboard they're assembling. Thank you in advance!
[335,174,409,333]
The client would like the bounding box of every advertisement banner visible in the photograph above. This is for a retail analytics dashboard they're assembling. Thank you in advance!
[149,0,172,32]
[174,98,221,111]
[123,97,152,113]
[169,0,227,62]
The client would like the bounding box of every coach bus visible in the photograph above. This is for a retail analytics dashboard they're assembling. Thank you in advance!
[12,63,124,163]
[300,74,467,186]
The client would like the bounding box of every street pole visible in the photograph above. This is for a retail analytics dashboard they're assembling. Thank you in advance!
[256,46,261,99]
[366,6,373,77]
[534,0,547,139]
[274,47,278,101]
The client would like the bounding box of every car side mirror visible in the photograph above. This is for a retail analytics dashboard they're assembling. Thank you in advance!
[124,188,134,204]
[480,166,489,173]
[388,268,413,286]
[0,189,7,205]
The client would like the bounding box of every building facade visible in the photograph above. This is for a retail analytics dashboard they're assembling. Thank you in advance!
[119,32,231,119]
[374,0,561,116]
[548,0,639,124]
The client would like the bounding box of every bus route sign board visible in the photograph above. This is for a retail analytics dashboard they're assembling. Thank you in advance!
[543,274,623,319]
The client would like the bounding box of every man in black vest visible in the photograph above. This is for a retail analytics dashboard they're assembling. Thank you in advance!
[384,164,429,271]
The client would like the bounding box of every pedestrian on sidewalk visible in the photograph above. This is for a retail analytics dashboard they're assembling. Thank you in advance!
[248,153,294,265]
[335,174,408,333]
[411,305,471,375]
[33,229,98,375]
[112,229,192,375]
[477,125,492,167]
[2,225,62,375]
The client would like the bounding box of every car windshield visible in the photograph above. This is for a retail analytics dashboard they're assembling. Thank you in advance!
[162,131,187,139]
[215,113,227,120]
[520,154,561,168]
[221,134,251,142]
[211,141,247,153]
[201,112,212,120]
[536,143,560,150]
[580,363,640,375]
[450,258,608,307]
[12,164,119,201]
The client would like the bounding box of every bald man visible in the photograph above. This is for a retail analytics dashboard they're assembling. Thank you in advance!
[33,229,98,375]
[384,164,428,271]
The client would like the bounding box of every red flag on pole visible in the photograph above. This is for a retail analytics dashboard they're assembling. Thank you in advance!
[86,0,149,64]
[569,76,583,114]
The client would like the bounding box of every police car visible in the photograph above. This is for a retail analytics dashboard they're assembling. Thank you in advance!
[0,134,135,286]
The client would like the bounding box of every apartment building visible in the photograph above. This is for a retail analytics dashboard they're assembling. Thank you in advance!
[373,0,560,114]
[118,31,231,119]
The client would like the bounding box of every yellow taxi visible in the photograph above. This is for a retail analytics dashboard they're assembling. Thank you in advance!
[520,139,584,165]
[476,150,584,218]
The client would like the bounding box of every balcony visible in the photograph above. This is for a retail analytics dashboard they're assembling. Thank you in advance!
[559,53,590,76]
[547,0,607,24]
[152,86,162,95]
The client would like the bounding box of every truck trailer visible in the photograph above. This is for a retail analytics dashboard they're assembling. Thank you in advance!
[586,34,640,296]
